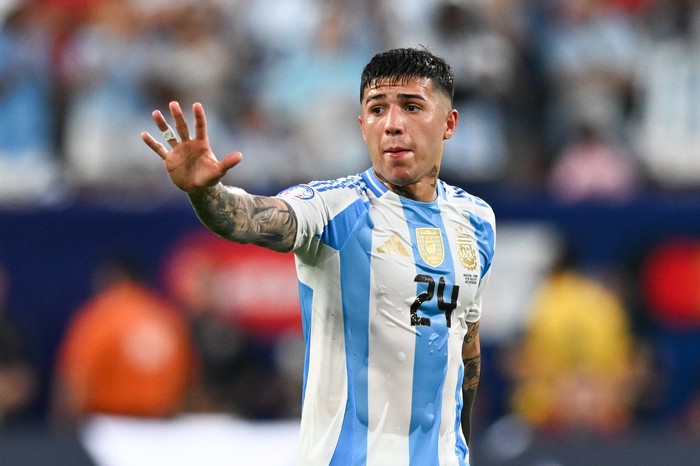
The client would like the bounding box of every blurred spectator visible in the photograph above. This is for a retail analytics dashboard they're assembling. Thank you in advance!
[257,0,375,181]
[160,231,301,419]
[427,0,516,184]
[631,0,700,188]
[142,1,239,137]
[220,97,300,194]
[242,0,324,66]
[176,260,284,419]
[642,237,700,330]
[509,244,641,436]
[640,237,700,428]
[0,2,62,204]
[534,0,642,153]
[377,0,547,190]
[479,0,555,191]
[378,0,443,49]
[61,0,171,199]
[548,123,641,203]
[0,264,37,427]
[143,2,233,110]
[0,0,695,203]
[50,256,195,430]
[36,0,101,162]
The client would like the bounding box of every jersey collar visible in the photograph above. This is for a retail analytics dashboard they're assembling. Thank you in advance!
[361,168,388,197]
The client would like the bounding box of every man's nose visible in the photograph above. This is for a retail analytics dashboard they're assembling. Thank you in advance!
[384,106,404,136]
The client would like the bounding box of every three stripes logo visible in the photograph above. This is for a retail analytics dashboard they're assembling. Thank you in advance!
[376,234,410,257]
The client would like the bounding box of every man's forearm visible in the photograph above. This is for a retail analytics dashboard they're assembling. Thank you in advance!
[461,353,481,447]
[188,183,297,252]
[461,321,481,447]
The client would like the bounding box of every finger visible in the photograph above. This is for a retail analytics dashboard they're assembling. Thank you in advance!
[219,151,244,173]
[141,131,169,160]
[193,102,207,140]
[169,101,191,141]
[151,109,169,130]
[151,110,178,145]
[153,110,178,145]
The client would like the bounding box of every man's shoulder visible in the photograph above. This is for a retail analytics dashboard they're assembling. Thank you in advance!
[440,181,495,220]
[307,173,367,194]
[277,173,368,201]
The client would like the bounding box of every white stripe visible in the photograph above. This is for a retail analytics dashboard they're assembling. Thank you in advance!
[438,200,479,465]
[438,324,468,466]
[366,199,414,466]
[297,254,348,465]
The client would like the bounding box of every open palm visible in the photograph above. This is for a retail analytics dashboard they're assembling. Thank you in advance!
[141,102,241,194]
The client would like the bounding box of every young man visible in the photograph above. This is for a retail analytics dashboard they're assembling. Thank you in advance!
[142,48,496,466]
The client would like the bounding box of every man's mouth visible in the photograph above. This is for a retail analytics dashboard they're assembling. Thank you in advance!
[384,146,411,157]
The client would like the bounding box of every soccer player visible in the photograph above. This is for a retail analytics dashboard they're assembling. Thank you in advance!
[142,48,496,466]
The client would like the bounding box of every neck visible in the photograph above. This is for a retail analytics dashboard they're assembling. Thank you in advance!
[374,170,438,202]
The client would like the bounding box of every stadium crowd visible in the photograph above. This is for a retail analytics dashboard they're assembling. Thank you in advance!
[3,0,699,205]
[2,0,700,455]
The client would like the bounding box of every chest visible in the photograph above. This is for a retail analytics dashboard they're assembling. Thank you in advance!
[356,200,482,330]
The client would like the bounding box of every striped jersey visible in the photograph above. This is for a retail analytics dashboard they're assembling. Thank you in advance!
[277,168,496,466]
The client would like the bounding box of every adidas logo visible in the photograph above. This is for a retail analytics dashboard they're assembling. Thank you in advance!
[377,234,410,257]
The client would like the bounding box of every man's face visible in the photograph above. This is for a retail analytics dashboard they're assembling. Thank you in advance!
[358,77,458,201]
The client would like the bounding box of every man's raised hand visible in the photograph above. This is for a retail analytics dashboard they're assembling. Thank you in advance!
[141,101,242,194]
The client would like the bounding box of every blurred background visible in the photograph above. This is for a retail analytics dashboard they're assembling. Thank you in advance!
[2,0,700,464]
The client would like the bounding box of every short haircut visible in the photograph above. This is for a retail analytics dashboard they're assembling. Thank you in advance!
[360,47,455,104]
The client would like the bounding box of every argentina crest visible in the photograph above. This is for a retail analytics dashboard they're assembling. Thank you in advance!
[456,229,478,271]
[415,228,444,267]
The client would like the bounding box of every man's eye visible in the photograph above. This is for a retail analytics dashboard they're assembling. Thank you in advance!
[406,104,420,112]
[371,107,384,114]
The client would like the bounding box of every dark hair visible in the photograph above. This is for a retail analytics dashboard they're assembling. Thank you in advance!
[360,47,455,103]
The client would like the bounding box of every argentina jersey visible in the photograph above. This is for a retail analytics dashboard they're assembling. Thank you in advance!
[277,168,496,466]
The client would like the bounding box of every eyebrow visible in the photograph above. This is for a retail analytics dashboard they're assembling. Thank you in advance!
[363,93,427,105]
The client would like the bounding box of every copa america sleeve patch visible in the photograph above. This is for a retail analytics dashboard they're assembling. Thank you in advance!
[277,184,316,200]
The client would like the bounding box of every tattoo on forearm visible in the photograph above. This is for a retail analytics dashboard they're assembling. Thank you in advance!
[461,353,481,446]
[464,321,479,346]
[188,184,297,252]
[462,354,481,392]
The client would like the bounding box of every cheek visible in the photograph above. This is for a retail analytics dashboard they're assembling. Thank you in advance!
[358,118,366,141]
[363,126,382,148]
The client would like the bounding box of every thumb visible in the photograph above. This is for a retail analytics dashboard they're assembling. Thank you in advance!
[218,151,243,174]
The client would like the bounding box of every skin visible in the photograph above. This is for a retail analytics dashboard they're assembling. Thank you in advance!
[358,77,458,202]
[461,321,481,447]
[140,102,297,252]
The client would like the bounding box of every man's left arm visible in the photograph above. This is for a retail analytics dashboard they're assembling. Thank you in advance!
[461,320,481,447]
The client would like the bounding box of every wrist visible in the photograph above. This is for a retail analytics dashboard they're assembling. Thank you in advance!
[186,183,221,199]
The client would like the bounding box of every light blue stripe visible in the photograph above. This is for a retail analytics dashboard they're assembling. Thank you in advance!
[402,199,456,466]
[437,180,447,200]
[468,214,495,279]
[453,364,469,464]
[321,198,369,250]
[331,207,374,465]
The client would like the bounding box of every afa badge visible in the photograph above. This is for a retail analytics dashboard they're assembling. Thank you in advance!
[456,230,478,271]
[416,228,444,267]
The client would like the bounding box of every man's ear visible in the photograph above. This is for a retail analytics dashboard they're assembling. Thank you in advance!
[444,109,458,140]
[358,115,367,143]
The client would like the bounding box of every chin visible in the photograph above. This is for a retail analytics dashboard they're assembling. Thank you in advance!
[383,165,413,181]
[382,173,412,187]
